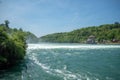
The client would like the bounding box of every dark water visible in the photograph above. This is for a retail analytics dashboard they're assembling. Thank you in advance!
[0,44,120,80]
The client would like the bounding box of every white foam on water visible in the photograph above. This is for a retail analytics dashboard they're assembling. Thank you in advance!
[30,55,50,70]
[106,76,113,80]
[28,44,120,49]
[29,53,96,80]
[63,65,67,70]
[27,44,108,80]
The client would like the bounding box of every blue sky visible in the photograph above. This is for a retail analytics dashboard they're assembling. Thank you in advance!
[0,0,120,37]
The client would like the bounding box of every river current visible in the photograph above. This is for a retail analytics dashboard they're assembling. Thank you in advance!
[0,43,120,80]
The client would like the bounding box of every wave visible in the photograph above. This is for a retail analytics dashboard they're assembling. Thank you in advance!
[29,53,99,80]
[28,44,120,49]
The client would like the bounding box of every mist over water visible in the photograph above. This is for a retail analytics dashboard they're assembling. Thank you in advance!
[28,43,120,49]
[0,43,120,80]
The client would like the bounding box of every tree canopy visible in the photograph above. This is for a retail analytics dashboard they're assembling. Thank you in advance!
[39,22,120,44]
[0,24,27,69]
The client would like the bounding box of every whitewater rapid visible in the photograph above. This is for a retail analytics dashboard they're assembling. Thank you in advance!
[1,43,119,80]
[28,43,120,49]
[29,50,98,80]
[26,43,120,80]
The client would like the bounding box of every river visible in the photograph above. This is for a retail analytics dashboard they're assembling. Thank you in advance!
[0,43,120,80]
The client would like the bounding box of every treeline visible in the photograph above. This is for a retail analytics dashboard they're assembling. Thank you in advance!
[39,22,120,44]
[0,20,37,69]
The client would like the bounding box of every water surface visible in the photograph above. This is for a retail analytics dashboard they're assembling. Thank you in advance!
[0,43,120,80]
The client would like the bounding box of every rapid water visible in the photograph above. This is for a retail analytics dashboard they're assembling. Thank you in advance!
[0,43,120,80]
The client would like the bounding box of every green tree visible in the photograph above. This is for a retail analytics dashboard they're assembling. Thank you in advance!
[0,23,27,69]
[39,22,120,44]
[4,20,10,28]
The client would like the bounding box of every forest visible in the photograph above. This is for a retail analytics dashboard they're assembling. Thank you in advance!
[39,22,120,44]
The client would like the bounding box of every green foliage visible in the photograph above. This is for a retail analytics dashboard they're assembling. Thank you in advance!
[0,24,27,69]
[40,23,120,44]
[0,20,38,69]
[4,20,10,28]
